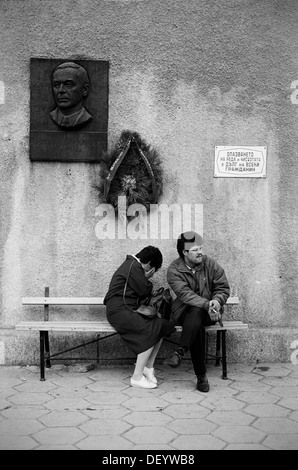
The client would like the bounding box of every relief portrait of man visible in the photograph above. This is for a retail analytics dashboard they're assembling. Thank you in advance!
[50,61,93,129]
[30,57,108,161]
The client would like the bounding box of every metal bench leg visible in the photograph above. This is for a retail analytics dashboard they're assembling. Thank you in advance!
[97,333,100,364]
[205,331,209,363]
[44,287,51,369]
[221,330,228,380]
[45,331,51,368]
[40,331,46,381]
[215,330,221,366]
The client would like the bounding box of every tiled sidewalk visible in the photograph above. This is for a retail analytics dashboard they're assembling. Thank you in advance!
[0,361,298,450]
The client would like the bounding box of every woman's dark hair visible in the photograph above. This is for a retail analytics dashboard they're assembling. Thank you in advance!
[136,246,163,272]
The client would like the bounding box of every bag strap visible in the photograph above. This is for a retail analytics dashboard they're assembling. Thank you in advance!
[122,260,137,312]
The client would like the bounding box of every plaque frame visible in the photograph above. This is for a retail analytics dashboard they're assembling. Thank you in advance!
[30,58,109,163]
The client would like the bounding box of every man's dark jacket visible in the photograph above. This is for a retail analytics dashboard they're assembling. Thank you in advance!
[167,255,230,323]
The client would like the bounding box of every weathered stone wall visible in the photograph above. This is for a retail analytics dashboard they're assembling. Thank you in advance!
[1,0,298,364]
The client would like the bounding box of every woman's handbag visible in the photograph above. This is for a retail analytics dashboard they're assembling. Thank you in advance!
[136,287,167,319]
[135,303,158,319]
[123,261,172,319]
[156,287,172,321]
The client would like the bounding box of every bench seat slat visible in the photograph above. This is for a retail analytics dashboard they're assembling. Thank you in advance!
[15,321,115,332]
[15,320,248,332]
[205,323,248,330]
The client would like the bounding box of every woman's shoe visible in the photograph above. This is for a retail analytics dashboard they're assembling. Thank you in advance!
[130,376,157,389]
[143,367,157,384]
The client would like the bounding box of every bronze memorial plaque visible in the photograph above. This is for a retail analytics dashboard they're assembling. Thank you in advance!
[30,58,109,162]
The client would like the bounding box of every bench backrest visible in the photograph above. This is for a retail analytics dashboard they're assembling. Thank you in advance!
[22,297,105,305]
[22,296,239,306]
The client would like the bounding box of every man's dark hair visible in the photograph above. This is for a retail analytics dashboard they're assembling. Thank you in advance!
[177,231,203,258]
[136,246,163,271]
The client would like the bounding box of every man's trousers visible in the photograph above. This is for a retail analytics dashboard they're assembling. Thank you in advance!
[178,306,214,376]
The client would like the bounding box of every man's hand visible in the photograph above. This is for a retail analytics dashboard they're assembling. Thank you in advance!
[208,299,221,323]
[210,299,220,311]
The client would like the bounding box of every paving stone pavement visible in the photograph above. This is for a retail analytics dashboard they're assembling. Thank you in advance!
[1,361,298,450]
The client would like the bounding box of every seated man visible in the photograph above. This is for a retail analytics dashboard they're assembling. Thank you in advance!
[165,231,230,392]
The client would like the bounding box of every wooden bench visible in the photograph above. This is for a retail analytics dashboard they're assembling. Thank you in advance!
[16,287,248,381]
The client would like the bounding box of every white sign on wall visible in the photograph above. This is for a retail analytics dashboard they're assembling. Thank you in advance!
[214,146,267,178]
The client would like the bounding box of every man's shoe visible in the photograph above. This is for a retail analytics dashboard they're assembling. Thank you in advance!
[196,374,209,392]
[163,351,182,368]
[130,376,157,389]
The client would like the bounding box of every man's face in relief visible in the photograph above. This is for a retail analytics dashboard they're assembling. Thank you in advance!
[52,66,89,116]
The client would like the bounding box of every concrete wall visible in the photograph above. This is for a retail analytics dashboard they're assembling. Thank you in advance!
[1,0,298,365]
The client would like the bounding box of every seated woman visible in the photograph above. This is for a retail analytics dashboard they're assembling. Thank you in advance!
[104,246,176,389]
